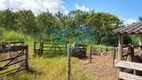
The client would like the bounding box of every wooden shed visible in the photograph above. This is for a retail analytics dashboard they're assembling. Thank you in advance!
[113,22,142,80]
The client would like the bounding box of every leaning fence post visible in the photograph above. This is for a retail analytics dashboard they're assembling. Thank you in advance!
[25,45,29,71]
[67,43,70,80]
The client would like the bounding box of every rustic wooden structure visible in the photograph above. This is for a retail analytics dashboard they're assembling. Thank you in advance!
[33,41,67,56]
[113,22,142,80]
[0,42,29,75]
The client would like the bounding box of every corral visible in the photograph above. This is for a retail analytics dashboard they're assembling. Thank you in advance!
[113,22,142,80]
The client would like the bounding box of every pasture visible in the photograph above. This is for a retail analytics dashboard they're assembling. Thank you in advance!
[0,41,117,80]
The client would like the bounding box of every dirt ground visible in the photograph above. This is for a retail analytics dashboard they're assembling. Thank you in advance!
[78,54,117,80]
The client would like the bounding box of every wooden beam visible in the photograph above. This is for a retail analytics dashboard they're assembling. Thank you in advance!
[117,34,123,80]
[119,71,142,80]
[139,35,142,60]
[118,34,123,60]
[0,46,27,53]
[115,60,142,71]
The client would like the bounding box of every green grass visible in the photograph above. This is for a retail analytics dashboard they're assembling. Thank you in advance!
[0,29,96,80]
[0,43,95,80]
[0,28,33,41]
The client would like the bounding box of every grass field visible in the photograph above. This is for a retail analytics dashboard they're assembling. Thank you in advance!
[0,29,113,80]
[4,57,95,80]
[0,41,96,80]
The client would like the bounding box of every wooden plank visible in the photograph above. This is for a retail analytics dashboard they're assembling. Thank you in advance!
[43,45,52,48]
[115,60,142,71]
[6,42,24,44]
[57,45,67,47]
[45,49,65,52]
[43,42,54,44]
[119,71,142,80]
[0,53,25,62]
[4,59,25,68]
[0,46,27,53]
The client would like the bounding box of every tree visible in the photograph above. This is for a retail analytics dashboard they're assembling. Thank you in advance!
[35,11,57,41]
[0,9,15,29]
[14,10,36,34]
[139,16,142,22]
[86,11,122,44]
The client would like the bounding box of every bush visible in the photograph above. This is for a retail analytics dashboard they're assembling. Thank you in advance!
[2,30,33,41]
[131,36,139,46]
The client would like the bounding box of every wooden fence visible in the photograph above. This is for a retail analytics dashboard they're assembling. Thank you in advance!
[33,41,67,56]
[91,45,117,54]
[89,45,117,63]
[115,60,142,80]
[0,42,29,75]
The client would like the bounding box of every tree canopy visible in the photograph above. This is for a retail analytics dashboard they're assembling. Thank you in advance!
[0,9,124,45]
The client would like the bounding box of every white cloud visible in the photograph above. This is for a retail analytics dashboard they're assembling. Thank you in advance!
[75,4,89,12]
[0,0,65,15]
[123,19,137,25]
[64,10,69,15]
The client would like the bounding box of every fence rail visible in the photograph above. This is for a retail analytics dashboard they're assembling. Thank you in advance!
[0,41,29,75]
[115,60,142,80]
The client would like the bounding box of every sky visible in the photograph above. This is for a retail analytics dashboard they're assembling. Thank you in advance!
[0,0,142,24]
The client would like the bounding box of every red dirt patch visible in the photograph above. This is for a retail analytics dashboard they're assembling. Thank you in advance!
[78,54,117,80]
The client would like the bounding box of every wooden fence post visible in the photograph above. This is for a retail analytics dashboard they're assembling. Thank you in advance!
[40,41,43,56]
[66,44,68,54]
[25,45,29,71]
[0,42,1,49]
[89,45,93,63]
[67,43,70,80]
[113,47,116,66]
[106,46,109,53]
[100,44,102,53]
[33,41,36,56]
[8,42,11,58]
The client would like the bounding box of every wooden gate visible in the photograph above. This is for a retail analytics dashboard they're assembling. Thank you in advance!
[0,42,29,75]
[33,41,67,56]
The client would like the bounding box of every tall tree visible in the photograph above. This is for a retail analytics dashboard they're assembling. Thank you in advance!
[86,11,122,44]
[0,9,15,29]
[35,11,56,40]
[14,10,36,34]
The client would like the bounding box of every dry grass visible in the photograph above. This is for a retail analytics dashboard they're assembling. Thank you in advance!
[3,56,95,80]
[78,54,117,80]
